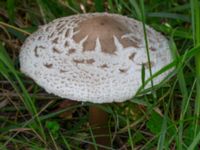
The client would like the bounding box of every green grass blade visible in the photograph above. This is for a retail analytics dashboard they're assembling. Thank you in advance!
[36,0,71,22]
[89,127,98,150]
[139,0,154,89]
[191,0,200,141]
[138,45,200,94]
[60,133,72,150]
[127,118,134,150]
[129,0,141,19]
[6,0,15,24]
[170,34,189,150]
[147,12,190,22]
[94,0,104,12]
[157,81,177,150]
[188,130,200,150]
[107,0,114,12]
[0,43,45,141]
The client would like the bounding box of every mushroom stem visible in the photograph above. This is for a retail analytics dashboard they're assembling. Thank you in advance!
[89,105,110,150]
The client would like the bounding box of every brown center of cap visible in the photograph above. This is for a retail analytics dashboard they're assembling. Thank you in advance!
[73,15,134,54]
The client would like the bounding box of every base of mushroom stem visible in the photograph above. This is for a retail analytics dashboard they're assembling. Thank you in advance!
[89,105,111,150]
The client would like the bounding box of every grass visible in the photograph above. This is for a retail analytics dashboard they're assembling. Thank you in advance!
[0,0,200,149]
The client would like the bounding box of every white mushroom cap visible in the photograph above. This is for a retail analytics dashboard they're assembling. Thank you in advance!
[20,13,172,103]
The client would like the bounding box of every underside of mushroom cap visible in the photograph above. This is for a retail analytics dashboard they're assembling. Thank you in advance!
[20,13,172,103]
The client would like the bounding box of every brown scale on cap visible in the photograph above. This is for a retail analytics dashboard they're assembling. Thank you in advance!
[150,47,156,51]
[52,47,62,53]
[143,61,155,69]
[100,64,108,68]
[119,68,128,73]
[129,52,136,61]
[60,69,68,73]
[64,41,69,47]
[44,63,53,68]
[38,36,42,40]
[34,46,39,57]
[73,16,136,54]
[85,59,95,64]
[73,59,84,64]
[65,29,70,37]
[52,37,59,44]
[39,46,45,49]
[34,46,45,57]
[45,26,51,32]
[68,48,76,55]
[73,58,95,65]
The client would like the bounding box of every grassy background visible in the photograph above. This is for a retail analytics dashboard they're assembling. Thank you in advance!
[0,0,200,149]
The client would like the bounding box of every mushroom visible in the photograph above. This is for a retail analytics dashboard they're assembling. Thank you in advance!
[19,13,172,149]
